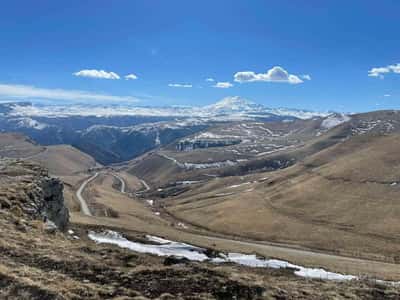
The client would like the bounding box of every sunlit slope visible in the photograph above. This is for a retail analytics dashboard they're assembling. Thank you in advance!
[0,133,44,158]
[167,130,400,262]
[28,144,101,176]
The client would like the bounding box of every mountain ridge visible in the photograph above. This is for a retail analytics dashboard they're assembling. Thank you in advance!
[2,97,331,120]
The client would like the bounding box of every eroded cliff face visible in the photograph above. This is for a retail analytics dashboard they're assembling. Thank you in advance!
[0,159,69,230]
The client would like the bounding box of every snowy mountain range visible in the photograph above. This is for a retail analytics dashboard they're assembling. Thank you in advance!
[2,97,330,120]
[0,97,337,164]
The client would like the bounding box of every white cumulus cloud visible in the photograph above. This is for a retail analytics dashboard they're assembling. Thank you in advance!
[384,94,391,97]
[0,83,139,102]
[368,63,400,79]
[205,78,215,82]
[213,82,233,88]
[168,83,192,88]
[73,69,120,80]
[125,74,138,80]
[301,74,312,81]
[234,66,304,84]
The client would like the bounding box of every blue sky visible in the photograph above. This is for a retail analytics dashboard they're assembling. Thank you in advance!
[0,0,399,112]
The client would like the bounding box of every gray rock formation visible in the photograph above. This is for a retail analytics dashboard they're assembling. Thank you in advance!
[40,177,69,230]
[0,159,69,230]
[176,138,241,151]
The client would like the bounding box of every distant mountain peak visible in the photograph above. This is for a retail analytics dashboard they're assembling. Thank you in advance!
[206,96,263,113]
[212,96,254,107]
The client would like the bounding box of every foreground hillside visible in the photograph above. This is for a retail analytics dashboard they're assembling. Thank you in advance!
[2,159,400,299]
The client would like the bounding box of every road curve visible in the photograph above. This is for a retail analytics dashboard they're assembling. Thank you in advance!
[140,179,150,191]
[76,172,99,216]
[111,173,126,193]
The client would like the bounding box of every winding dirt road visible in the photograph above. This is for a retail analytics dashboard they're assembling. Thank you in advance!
[111,173,126,193]
[76,172,127,216]
[76,172,99,216]
[139,179,150,191]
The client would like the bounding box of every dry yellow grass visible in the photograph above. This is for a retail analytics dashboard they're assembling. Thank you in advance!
[165,133,400,267]
[28,144,101,176]
[0,133,44,158]
[69,170,400,280]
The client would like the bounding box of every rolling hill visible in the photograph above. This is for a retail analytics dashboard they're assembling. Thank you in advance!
[127,110,400,263]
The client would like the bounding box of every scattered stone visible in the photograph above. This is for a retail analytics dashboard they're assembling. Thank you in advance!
[163,256,190,266]
[204,248,220,258]
[0,196,11,209]
[176,222,188,229]
[14,219,27,232]
[43,220,58,234]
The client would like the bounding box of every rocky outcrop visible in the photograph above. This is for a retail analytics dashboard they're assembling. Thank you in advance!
[40,176,69,230]
[176,138,241,151]
[0,159,69,230]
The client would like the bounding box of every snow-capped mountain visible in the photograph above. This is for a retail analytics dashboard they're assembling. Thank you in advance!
[205,97,331,119]
[205,96,265,114]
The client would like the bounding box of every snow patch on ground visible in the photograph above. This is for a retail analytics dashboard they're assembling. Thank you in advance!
[155,131,161,145]
[215,192,236,197]
[217,253,356,280]
[88,231,208,261]
[175,180,202,185]
[227,182,251,189]
[89,230,360,281]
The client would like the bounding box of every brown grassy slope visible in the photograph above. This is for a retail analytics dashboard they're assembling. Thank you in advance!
[0,210,269,299]
[166,133,400,263]
[29,144,101,177]
[126,153,185,186]
[75,161,400,280]
[25,143,102,213]
[0,132,44,158]
[3,161,396,299]
[5,211,400,300]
